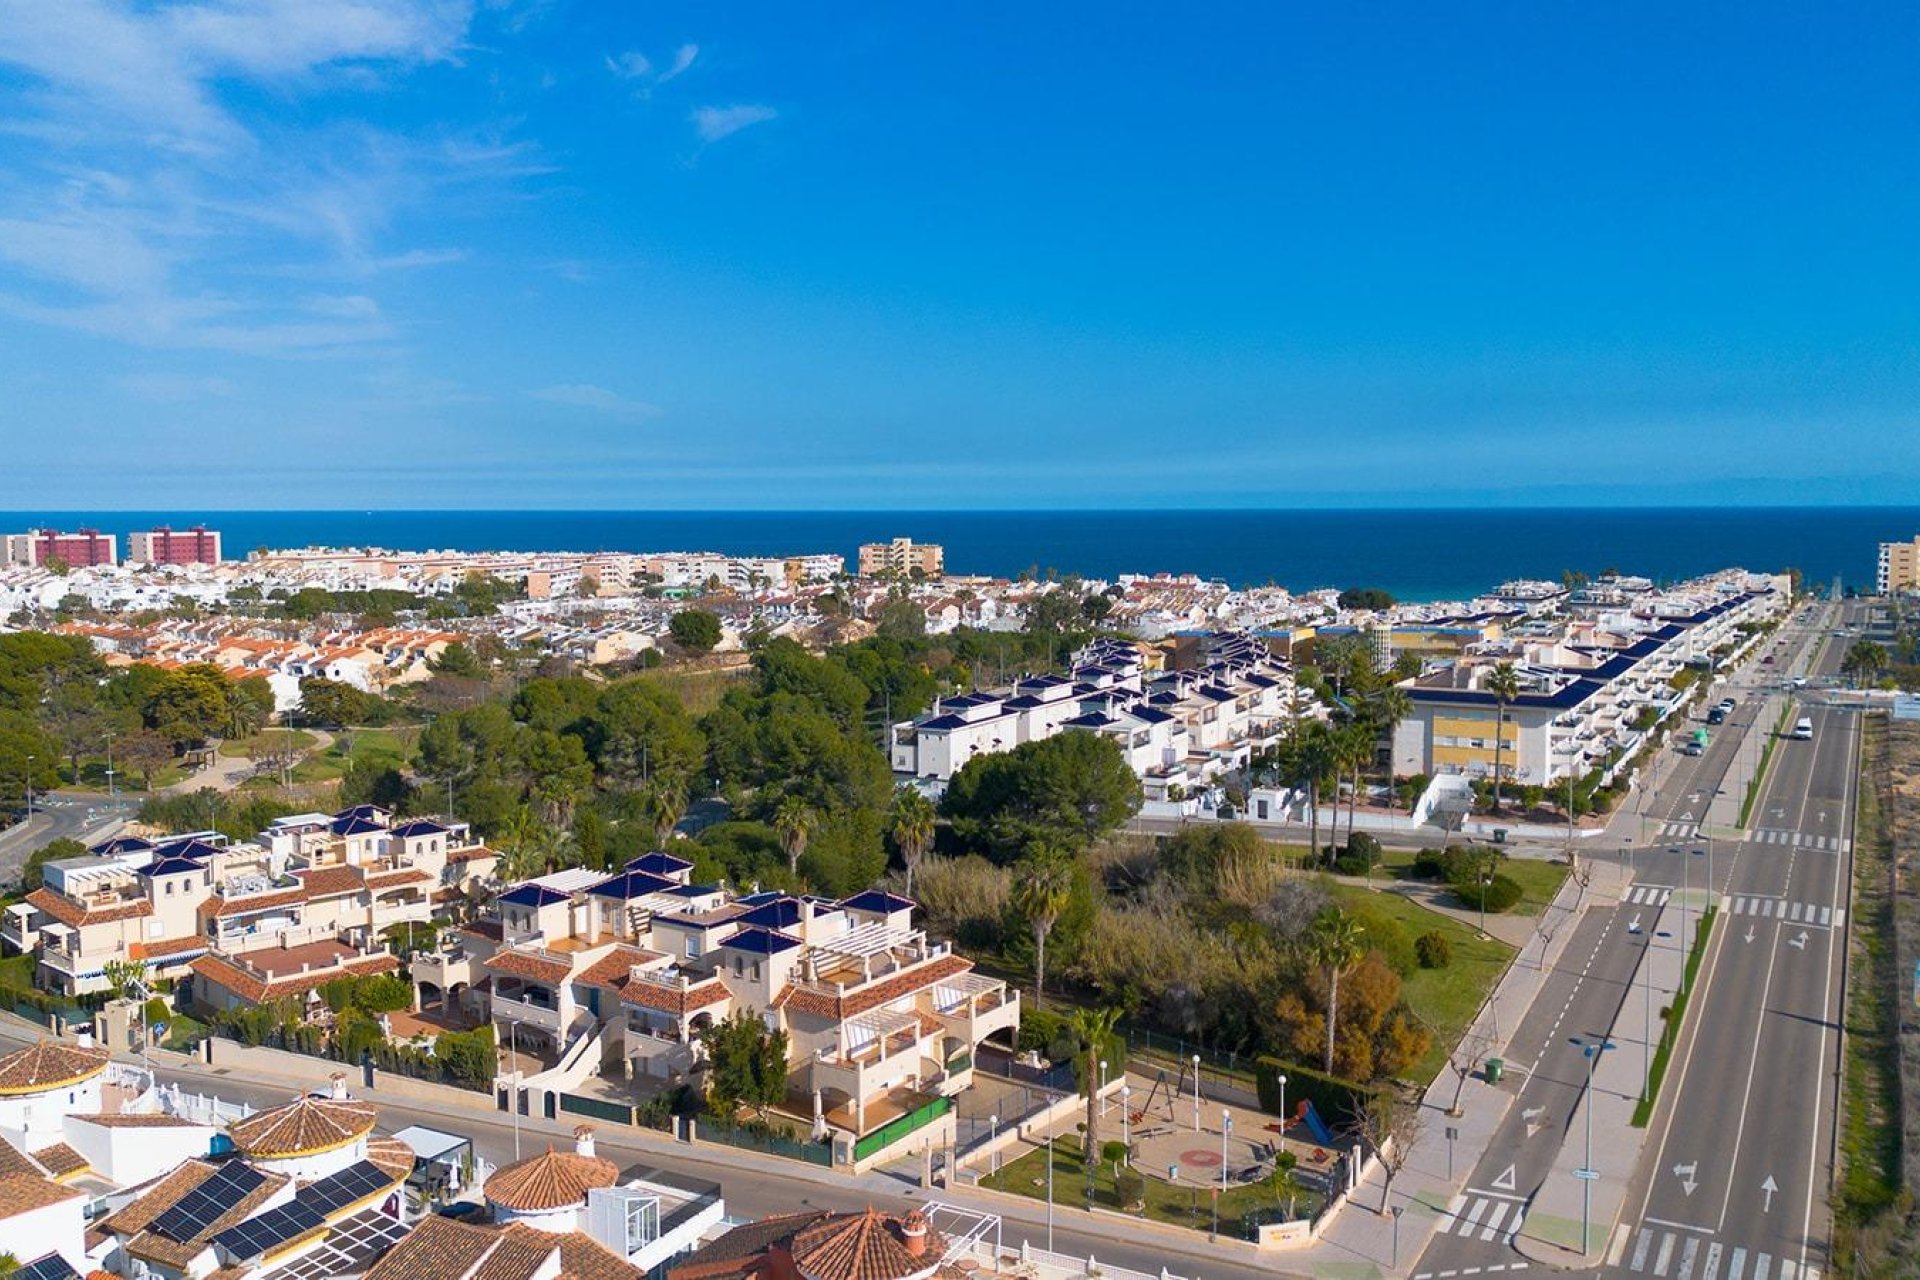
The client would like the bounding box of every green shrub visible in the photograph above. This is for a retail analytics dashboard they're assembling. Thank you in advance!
[1345,832,1382,866]
[1254,1056,1382,1129]
[1343,899,1417,976]
[1115,1166,1145,1207]
[1453,874,1523,913]
[1415,931,1452,969]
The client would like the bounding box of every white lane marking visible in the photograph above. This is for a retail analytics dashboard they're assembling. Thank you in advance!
[1678,1236,1701,1280]
[1819,905,1832,926]
[1788,902,1803,922]
[1435,1192,1465,1234]
[1727,1245,1746,1280]
[1763,899,1776,918]
[1754,1250,1771,1279]
[1460,1196,1490,1233]
[1505,1209,1526,1242]
[1655,1231,1677,1276]
[1633,1228,1656,1272]
[1779,1261,1798,1279]
[1703,1242,1723,1280]
[1479,1201,1510,1241]
[1608,1224,1633,1267]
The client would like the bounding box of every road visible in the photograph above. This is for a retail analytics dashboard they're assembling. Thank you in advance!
[0,789,133,885]
[1606,600,1860,1280]
[1409,597,1847,1280]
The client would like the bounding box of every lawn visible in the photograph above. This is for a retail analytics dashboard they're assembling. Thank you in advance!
[1326,880,1516,1083]
[218,729,318,758]
[1372,848,1570,917]
[977,1137,1319,1240]
[294,727,411,783]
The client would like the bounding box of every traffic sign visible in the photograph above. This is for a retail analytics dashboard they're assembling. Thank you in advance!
[1573,1168,1600,1181]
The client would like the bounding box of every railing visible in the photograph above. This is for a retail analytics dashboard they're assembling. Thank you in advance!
[697,1116,834,1167]
[945,1050,972,1074]
[491,992,565,1034]
[559,1092,633,1125]
[853,1094,951,1162]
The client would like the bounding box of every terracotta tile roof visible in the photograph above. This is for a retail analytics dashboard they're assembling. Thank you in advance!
[0,1139,45,1180]
[483,948,573,985]
[71,1114,207,1129]
[129,1170,286,1268]
[467,1228,556,1280]
[297,866,365,898]
[365,1136,417,1182]
[130,935,210,963]
[189,951,399,1005]
[33,1143,87,1178]
[777,953,974,1022]
[0,1174,85,1220]
[619,975,730,1016]
[447,846,499,864]
[205,886,308,918]
[483,1146,619,1212]
[363,1215,499,1280]
[365,868,431,890]
[0,1041,110,1095]
[26,887,151,928]
[460,920,505,943]
[667,1210,833,1279]
[790,1208,950,1280]
[502,1224,641,1280]
[229,1096,377,1159]
[574,945,665,995]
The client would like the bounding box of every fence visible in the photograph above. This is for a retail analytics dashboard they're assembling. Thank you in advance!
[853,1094,952,1162]
[696,1116,835,1168]
[559,1092,633,1125]
[989,1239,1193,1280]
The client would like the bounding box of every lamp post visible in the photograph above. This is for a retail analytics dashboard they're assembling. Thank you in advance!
[1220,1109,1232,1193]
[1191,1054,1202,1133]
[23,754,33,818]
[103,732,116,803]
[1120,1085,1131,1152]
[1099,1058,1108,1115]
[1574,1037,1615,1260]
[1278,1073,1288,1132]
[1046,1131,1055,1250]
[1478,867,1492,937]
[1680,845,1691,996]
[988,1113,999,1176]
[1393,1204,1405,1269]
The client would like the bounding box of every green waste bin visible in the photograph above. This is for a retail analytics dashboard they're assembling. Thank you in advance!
[1485,1057,1504,1084]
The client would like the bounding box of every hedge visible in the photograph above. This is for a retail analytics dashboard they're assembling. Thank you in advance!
[1452,874,1523,913]
[1254,1056,1383,1130]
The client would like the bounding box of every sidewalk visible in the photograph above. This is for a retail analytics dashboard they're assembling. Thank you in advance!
[1283,854,1627,1278]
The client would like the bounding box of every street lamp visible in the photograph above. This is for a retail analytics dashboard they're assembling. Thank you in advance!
[988,1113,999,1176]
[1191,1054,1202,1133]
[1120,1085,1132,1152]
[1099,1058,1108,1114]
[1046,1129,1055,1250]
[23,754,34,818]
[103,732,116,803]
[1278,1073,1288,1132]
[1574,1037,1616,1260]
[1220,1109,1232,1193]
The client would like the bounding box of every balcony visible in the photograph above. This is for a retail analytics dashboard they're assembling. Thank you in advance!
[410,944,475,991]
[916,975,1019,1046]
[811,1009,931,1101]
[491,985,566,1035]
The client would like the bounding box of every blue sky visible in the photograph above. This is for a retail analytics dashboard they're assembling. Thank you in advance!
[0,1,1916,509]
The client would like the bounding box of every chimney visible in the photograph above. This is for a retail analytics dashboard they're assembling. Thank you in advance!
[573,1125,596,1159]
[330,1071,348,1099]
[74,1029,94,1049]
[899,1209,929,1258]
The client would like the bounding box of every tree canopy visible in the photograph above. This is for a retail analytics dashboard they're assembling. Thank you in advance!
[942,729,1142,861]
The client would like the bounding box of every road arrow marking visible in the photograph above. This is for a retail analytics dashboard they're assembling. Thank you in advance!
[1672,1162,1699,1195]
[1492,1163,1517,1191]
[1744,926,1756,944]
[1761,1175,1777,1212]
[1628,914,1643,934]
[1789,931,1809,950]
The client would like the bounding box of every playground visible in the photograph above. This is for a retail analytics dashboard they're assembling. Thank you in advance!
[1115,1065,1346,1197]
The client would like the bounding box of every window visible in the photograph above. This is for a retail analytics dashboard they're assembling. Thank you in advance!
[685,936,701,959]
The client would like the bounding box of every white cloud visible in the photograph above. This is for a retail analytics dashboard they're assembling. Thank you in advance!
[605,49,650,80]
[529,383,660,417]
[659,43,698,84]
[691,103,776,143]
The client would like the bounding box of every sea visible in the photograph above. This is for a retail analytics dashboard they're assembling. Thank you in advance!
[8,507,1915,604]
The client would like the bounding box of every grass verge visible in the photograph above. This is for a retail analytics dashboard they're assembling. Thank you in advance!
[1738,703,1793,828]
[977,1136,1321,1239]
[1630,906,1717,1127]
[1371,848,1570,917]
[218,729,318,758]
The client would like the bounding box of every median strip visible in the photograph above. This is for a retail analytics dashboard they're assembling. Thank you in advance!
[1737,703,1794,829]
[1631,906,1717,1128]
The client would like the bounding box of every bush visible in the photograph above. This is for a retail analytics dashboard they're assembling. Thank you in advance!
[1254,1056,1382,1129]
[1115,1166,1145,1208]
[1453,874,1523,913]
[1333,832,1383,876]
[1415,931,1452,969]
[1343,899,1417,977]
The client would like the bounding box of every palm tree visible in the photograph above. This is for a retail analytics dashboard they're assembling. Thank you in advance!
[1265,1159,1303,1220]
[889,787,937,895]
[1370,685,1413,796]
[1337,719,1375,848]
[772,796,818,878]
[1308,909,1366,1074]
[1289,722,1341,867]
[1012,850,1074,1008]
[646,779,689,848]
[1483,662,1522,813]
[1841,639,1889,688]
[1068,1005,1123,1165]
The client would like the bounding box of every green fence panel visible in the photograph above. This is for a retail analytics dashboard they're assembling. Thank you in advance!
[853,1095,952,1162]
[560,1092,634,1125]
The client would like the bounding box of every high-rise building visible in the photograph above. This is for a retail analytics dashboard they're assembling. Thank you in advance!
[127,525,223,566]
[2,528,117,568]
[1877,536,1920,595]
[857,537,944,578]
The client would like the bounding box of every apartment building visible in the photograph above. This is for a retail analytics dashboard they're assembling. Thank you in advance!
[127,527,222,566]
[1391,586,1784,786]
[857,538,943,579]
[2,808,496,999]
[3,530,116,569]
[888,633,1298,801]
[412,864,1017,1150]
[1878,535,1920,595]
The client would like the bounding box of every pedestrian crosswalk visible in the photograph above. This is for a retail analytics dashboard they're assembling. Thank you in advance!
[1745,829,1850,852]
[1722,896,1846,929]
[1617,1226,1823,1279]
[1433,1190,1528,1243]
[1656,821,1698,839]
[1624,884,1673,906]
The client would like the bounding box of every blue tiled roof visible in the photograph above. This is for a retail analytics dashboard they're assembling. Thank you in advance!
[138,856,203,878]
[720,926,802,955]
[153,838,221,861]
[841,889,916,915]
[917,714,969,731]
[499,883,571,908]
[389,819,449,838]
[90,836,154,856]
[330,815,386,837]
[735,898,804,929]
[626,851,694,875]
[1129,706,1177,724]
[587,870,677,901]
[665,882,720,899]
[737,891,785,907]
[333,805,388,822]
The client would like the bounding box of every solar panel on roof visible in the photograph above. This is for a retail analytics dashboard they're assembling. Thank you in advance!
[15,1254,79,1280]
[152,1162,267,1242]
[296,1161,393,1215]
[213,1200,326,1259]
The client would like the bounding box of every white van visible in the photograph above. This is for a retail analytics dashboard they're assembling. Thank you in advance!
[1792,717,1813,740]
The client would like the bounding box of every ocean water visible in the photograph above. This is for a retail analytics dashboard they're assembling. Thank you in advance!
[8,507,1915,603]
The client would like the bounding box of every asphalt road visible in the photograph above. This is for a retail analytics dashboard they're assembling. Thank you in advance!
[1605,602,1860,1280]
[0,789,133,885]
[1408,598,1844,1280]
